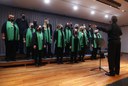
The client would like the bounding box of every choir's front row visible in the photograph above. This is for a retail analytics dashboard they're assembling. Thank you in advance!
[24,23,102,66]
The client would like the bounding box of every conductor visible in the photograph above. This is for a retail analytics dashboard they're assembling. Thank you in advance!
[95,16,122,76]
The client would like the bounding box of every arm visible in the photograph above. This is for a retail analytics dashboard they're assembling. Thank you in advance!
[23,29,27,43]
[26,20,29,29]
[97,26,111,33]
[32,33,37,49]
[1,22,6,40]
[53,30,57,42]
[49,24,52,36]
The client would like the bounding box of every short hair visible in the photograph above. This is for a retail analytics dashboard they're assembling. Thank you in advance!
[111,16,118,23]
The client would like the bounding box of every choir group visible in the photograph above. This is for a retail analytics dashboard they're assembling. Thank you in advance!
[1,13,103,66]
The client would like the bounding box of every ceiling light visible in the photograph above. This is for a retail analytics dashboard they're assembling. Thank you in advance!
[105,14,109,18]
[121,10,125,12]
[44,0,50,4]
[73,5,78,11]
[91,11,95,15]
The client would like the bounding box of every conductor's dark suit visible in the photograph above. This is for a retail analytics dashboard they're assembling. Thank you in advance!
[97,18,122,76]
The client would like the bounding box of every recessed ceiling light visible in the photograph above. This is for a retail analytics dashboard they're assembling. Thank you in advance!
[44,0,50,4]
[121,10,125,12]
[91,11,95,15]
[73,5,78,11]
[105,14,109,18]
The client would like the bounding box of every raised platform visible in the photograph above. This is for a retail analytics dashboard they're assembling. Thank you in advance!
[0,55,92,67]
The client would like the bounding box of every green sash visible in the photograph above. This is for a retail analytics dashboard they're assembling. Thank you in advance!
[79,31,88,47]
[89,31,92,38]
[44,27,51,43]
[36,32,43,50]
[93,34,97,48]
[65,28,71,43]
[57,29,62,48]
[6,21,19,41]
[71,36,75,52]
[93,32,102,48]
[14,23,19,40]
[26,28,35,47]
[84,31,88,45]
[71,36,80,52]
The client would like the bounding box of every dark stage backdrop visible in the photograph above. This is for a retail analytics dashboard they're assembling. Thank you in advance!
[0,5,108,56]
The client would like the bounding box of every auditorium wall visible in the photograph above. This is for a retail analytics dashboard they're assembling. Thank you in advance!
[121,26,128,53]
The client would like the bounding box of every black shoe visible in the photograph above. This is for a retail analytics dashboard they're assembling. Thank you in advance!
[81,59,85,62]
[91,58,94,60]
[35,64,39,67]
[115,73,119,75]
[94,58,97,60]
[74,61,78,63]
[57,61,60,64]
[105,72,115,76]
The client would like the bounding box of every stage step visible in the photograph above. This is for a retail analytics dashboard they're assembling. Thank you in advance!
[0,55,94,67]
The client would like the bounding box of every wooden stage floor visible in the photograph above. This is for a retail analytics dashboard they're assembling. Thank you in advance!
[0,54,128,86]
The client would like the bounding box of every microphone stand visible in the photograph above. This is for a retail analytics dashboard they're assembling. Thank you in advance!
[90,38,108,73]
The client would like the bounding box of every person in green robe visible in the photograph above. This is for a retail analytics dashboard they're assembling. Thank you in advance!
[78,26,88,62]
[54,24,65,64]
[70,28,80,63]
[1,14,19,61]
[42,18,53,58]
[32,25,46,66]
[91,29,102,60]
[86,24,94,54]
[64,23,72,57]
[23,22,35,59]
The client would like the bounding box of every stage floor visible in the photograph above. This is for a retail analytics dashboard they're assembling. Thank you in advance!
[0,54,128,86]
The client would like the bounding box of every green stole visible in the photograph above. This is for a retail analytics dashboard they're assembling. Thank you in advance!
[36,31,43,50]
[65,28,71,43]
[44,27,51,43]
[93,33,102,48]
[71,36,75,52]
[89,30,92,38]
[71,35,79,52]
[26,28,35,47]
[79,32,84,47]
[6,21,19,41]
[14,23,19,40]
[79,31,88,47]
[57,29,63,48]
[84,31,88,45]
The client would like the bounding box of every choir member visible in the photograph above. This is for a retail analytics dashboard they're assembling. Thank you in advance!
[23,22,35,59]
[54,24,65,64]
[64,23,72,57]
[32,25,45,66]
[70,28,79,63]
[1,14,19,61]
[42,18,52,58]
[78,26,88,62]
[16,13,28,54]
[86,24,94,53]
[91,29,102,60]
